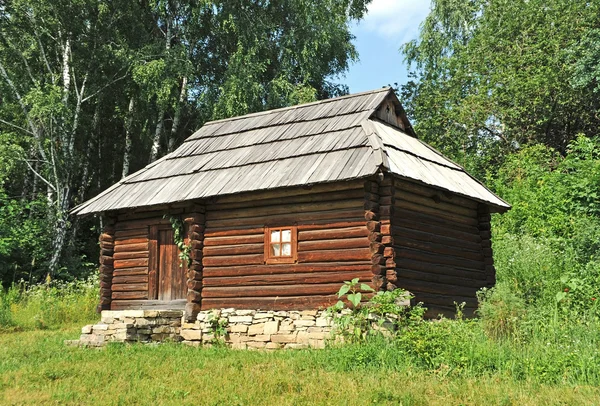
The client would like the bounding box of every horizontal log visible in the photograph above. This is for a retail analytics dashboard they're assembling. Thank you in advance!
[114,258,149,269]
[114,243,149,253]
[113,251,149,261]
[187,269,203,281]
[395,200,478,226]
[187,280,203,291]
[112,275,148,284]
[203,270,372,287]
[114,237,149,246]
[204,227,265,238]
[115,228,148,239]
[397,269,487,289]
[99,233,114,242]
[298,237,369,252]
[203,243,263,257]
[115,218,170,231]
[100,256,113,266]
[112,283,148,292]
[203,262,371,277]
[379,205,393,217]
[112,267,148,277]
[297,248,371,263]
[393,239,483,262]
[397,248,485,270]
[206,199,363,221]
[366,221,380,232]
[205,209,365,229]
[364,210,378,221]
[100,248,114,257]
[116,206,185,221]
[392,226,482,252]
[298,226,369,241]
[110,299,186,310]
[201,283,346,298]
[111,290,148,300]
[393,178,479,209]
[204,234,264,247]
[187,290,202,302]
[201,295,340,311]
[392,214,481,243]
[209,189,367,212]
[365,192,379,202]
[364,181,379,194]
[297,221,366,231]
[394,259,486,280]
[202,253,264,267]
[213,181,365,204]
[395,188,477,218]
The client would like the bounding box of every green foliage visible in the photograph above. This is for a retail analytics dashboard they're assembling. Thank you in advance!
[0,276,98,332]
[166,216,191,268]
[402,0,600,175]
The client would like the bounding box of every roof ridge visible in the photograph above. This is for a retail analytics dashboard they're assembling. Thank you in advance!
[202,87,392,126]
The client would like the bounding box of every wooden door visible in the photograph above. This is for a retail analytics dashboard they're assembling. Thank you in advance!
[157,228,186,301]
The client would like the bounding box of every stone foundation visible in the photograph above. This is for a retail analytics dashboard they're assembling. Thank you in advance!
[67,310,183,347]
[181,309,334,349]
[68,309,338,349]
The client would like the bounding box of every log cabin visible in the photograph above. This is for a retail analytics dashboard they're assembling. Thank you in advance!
[73,87,510,320]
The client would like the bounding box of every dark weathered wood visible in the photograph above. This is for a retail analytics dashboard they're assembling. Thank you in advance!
[392,239,484,261]
[297,221,366,231]
[114,258,149,269]
[113,242,149,254]
[202,253,264,267]
[395,259,487,280]
[204,234,264,246]
[113,251,150,261]
[112,283,149,292]
[206,209,365,229]
[298,226,369,241]
[203,271,373,287]
[394,178,479,209]
[298,237,369,251]
[297,248,371,263]
[392,215,481,243]
[395,188,477,218]
[392,226,482,252]
[204,227,265,238]
[395,200,478,226]
[115,228,148,239]
[113,267,148,277]
[202,282,347,298]
[206,199,362,221]
[209,188,366,212]
[203,243,264,257]
[115,217,171,231]
[112,275,148,284]
[114,237,149,246]
[148,225,158,300]
[397,269,486,288]
[111,290,148,300]
[203,262,371,277]
[397,248,485,271]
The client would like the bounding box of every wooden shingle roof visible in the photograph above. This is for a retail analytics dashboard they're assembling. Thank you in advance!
[73,88,509,215]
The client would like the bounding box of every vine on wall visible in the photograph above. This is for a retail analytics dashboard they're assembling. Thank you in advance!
[165,215,192,268]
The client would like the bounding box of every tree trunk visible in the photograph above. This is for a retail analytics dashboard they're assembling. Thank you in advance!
[149,107,165,163]
[122,97,135,178]
[168,76,187,152]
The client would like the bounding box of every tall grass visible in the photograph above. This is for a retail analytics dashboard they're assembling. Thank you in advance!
[0,275,98,332]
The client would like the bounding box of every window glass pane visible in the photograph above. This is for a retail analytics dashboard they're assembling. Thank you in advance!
[281,229,292,242]
[271,243,281,256]
[281,243,292,256]
[271,230,280,243]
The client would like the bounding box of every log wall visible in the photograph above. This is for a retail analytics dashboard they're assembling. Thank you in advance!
[390,178,490,317]
[201,180,373,310]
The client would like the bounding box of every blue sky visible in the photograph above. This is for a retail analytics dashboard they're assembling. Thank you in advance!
[342,0,431,93]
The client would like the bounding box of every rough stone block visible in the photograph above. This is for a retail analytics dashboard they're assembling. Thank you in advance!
[284,343,307,349]
[271,333,297,343]
[248,323,265,335]
[251,334,271,342]
[264,320,279,335]
[182,322,198,330]
[92,323,110,331]
[235,310,255,316]
[294,319,315,327]
[265,342,282,350]
[279,322,294,332]
[180,329,202,341]
[296,332,310,344]
[254,312,272,320]
[142,310,159,318]
[247,341,266,349]
[231,342,247,350]
[228,334,250,344]
[229,324,248,333]
[81,325,93,334]
[122,310,145,318]
[152,326,171,334]
[309,339,326,349]
[308,331,328,340]
[315,317,332,327]
[229,315,253,323]
[301,310,318,317]
[157,310,182,318]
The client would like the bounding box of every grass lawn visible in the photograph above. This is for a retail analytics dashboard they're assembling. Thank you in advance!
[1,326,599,405]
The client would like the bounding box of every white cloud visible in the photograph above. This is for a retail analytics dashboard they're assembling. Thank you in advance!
[359,0,431,44]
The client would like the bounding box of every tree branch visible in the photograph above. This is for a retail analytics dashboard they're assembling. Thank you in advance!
[0,118,35,136]
[23,159,56,192]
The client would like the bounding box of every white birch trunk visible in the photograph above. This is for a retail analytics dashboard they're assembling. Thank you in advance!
[122,97,135,177]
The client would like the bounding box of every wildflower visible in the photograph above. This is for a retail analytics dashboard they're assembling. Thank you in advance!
[592,297,597,301]
[564,288,569,292]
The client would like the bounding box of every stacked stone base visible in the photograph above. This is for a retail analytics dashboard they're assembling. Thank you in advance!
[181,309,334,349]
[67,310,183,347]
[67,309,338,349]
